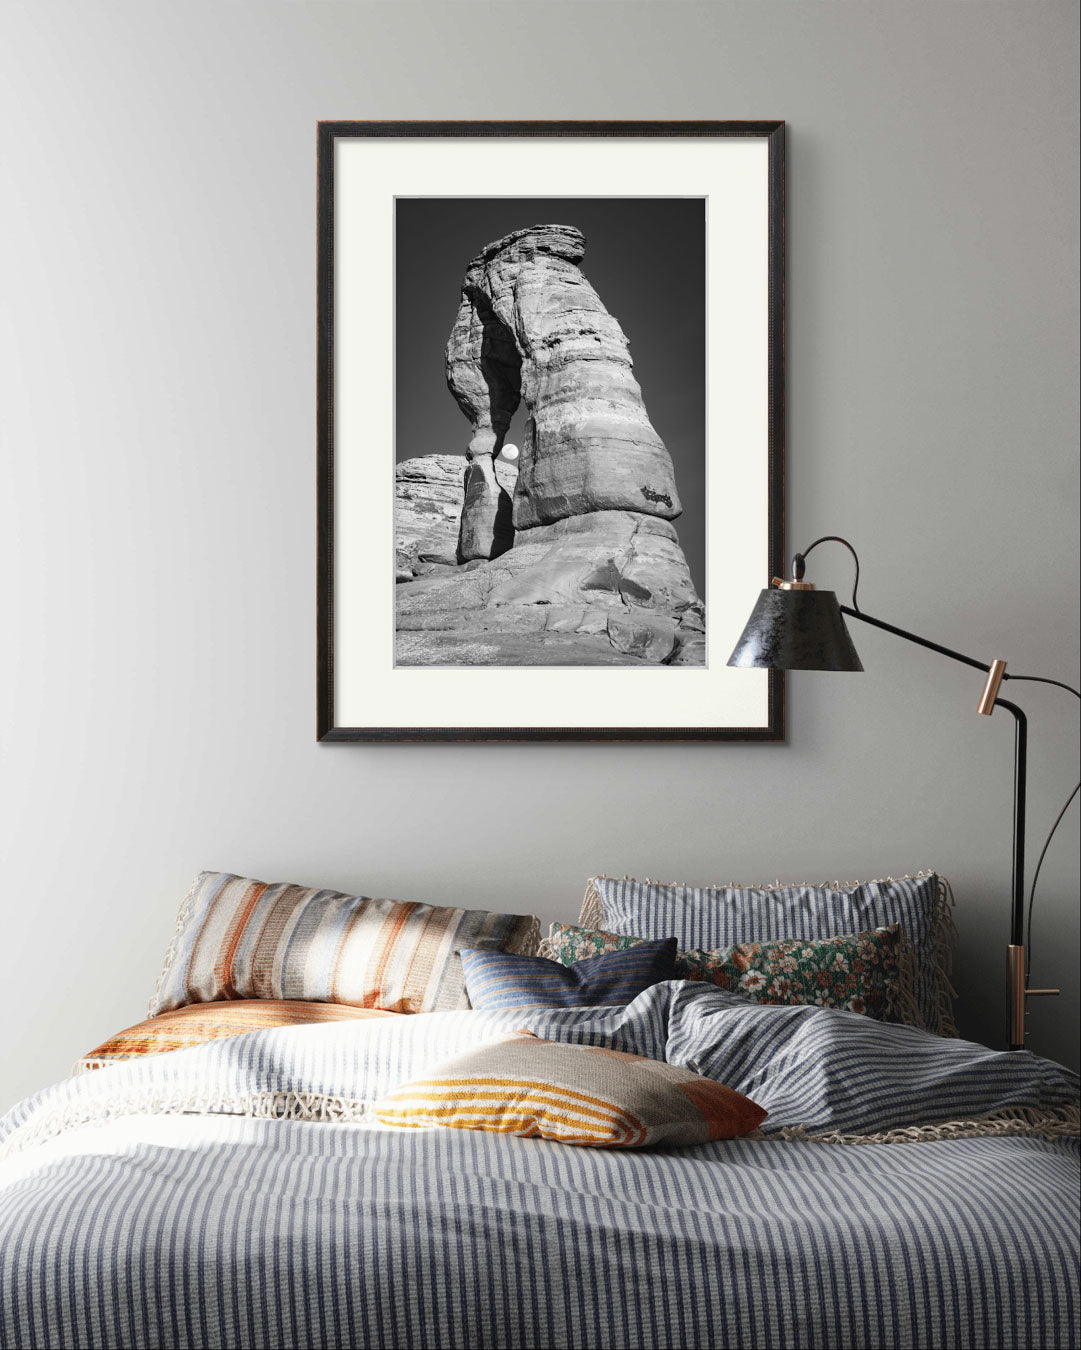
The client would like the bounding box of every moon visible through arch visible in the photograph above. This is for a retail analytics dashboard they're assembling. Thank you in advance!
[499,443,519,462]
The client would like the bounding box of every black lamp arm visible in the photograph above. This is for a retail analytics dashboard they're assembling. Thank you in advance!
[790,534,1077,1050]
[797,534,999,677]
[838,605,992,676]
[843,600,1030,1043]
[836,597,1026,948]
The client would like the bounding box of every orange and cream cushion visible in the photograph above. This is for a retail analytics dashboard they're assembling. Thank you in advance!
[150,871,541,1017]
[78,1000,397,1071]
[371,1032,766,1148]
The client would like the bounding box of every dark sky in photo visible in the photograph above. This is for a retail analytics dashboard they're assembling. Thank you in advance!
[395,198,706,595]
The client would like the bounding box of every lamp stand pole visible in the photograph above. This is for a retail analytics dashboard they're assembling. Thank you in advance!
[735,542,1073,1052]
[837,605,1058,1050]
[996,697,1027,1051]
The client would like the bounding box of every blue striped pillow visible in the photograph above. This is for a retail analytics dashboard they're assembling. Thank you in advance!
[582,874,955,1036]
[461,940,678,1010]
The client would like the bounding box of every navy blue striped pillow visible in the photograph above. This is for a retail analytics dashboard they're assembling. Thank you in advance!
[461,940,678,1010]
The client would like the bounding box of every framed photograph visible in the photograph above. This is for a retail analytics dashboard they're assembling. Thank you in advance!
[318,121,784,741]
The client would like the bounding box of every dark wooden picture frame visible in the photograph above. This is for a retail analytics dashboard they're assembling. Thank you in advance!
[318,120,785,742]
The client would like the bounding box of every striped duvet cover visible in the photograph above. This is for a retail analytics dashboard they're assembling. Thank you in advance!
[1,982,1077,1349]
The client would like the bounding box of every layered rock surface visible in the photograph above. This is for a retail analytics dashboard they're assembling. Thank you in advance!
[395,454,516,580]
[396,498,705,666]
[395,455,465,580]
[446,224,683,532]
[395,223,704,667]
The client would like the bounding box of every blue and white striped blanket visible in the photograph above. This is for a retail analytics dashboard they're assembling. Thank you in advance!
[1,982,1078,1348]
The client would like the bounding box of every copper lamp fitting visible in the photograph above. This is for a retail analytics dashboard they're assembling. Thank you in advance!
[978,659,1008,716]
[772,552,816,591]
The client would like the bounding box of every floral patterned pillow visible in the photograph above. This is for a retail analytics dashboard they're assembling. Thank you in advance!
[546,922,908,1022]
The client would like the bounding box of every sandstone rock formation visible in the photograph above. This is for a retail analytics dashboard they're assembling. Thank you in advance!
[395,455,466,581]
[458,455,514,563]
[446,224,682,533]
[395,454,516,580]
[396,507,705,667]
[394,223,705,667]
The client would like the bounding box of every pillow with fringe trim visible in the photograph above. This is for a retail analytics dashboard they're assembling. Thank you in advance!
[579,872,956,1036]
[151,871,541,1017]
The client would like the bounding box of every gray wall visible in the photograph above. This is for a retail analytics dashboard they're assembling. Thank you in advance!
[1,1,1077,1112]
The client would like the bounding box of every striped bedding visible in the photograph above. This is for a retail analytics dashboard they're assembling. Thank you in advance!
[1,983,1077,1349]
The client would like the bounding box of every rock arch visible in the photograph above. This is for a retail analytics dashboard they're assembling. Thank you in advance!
[445,285,521,562]
[445,224,683,559]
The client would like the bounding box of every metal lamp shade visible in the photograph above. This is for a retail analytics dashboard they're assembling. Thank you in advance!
[727,588,864,671]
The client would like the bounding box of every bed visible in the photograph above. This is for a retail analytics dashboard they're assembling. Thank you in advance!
[1,981,1077,1350]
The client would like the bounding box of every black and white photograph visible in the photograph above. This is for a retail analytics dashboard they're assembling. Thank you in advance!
[393,198,706,668]
[319,122,784,739]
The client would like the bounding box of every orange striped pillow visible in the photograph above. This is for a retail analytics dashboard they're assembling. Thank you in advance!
[150,872,541,1017]
[372,1033,766,1148]
[78,1000,396,1071]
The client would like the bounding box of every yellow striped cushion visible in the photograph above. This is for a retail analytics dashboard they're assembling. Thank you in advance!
[372,1033,766,1148]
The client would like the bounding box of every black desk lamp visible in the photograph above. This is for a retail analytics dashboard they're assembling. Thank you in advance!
[728,535,1079,1050]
